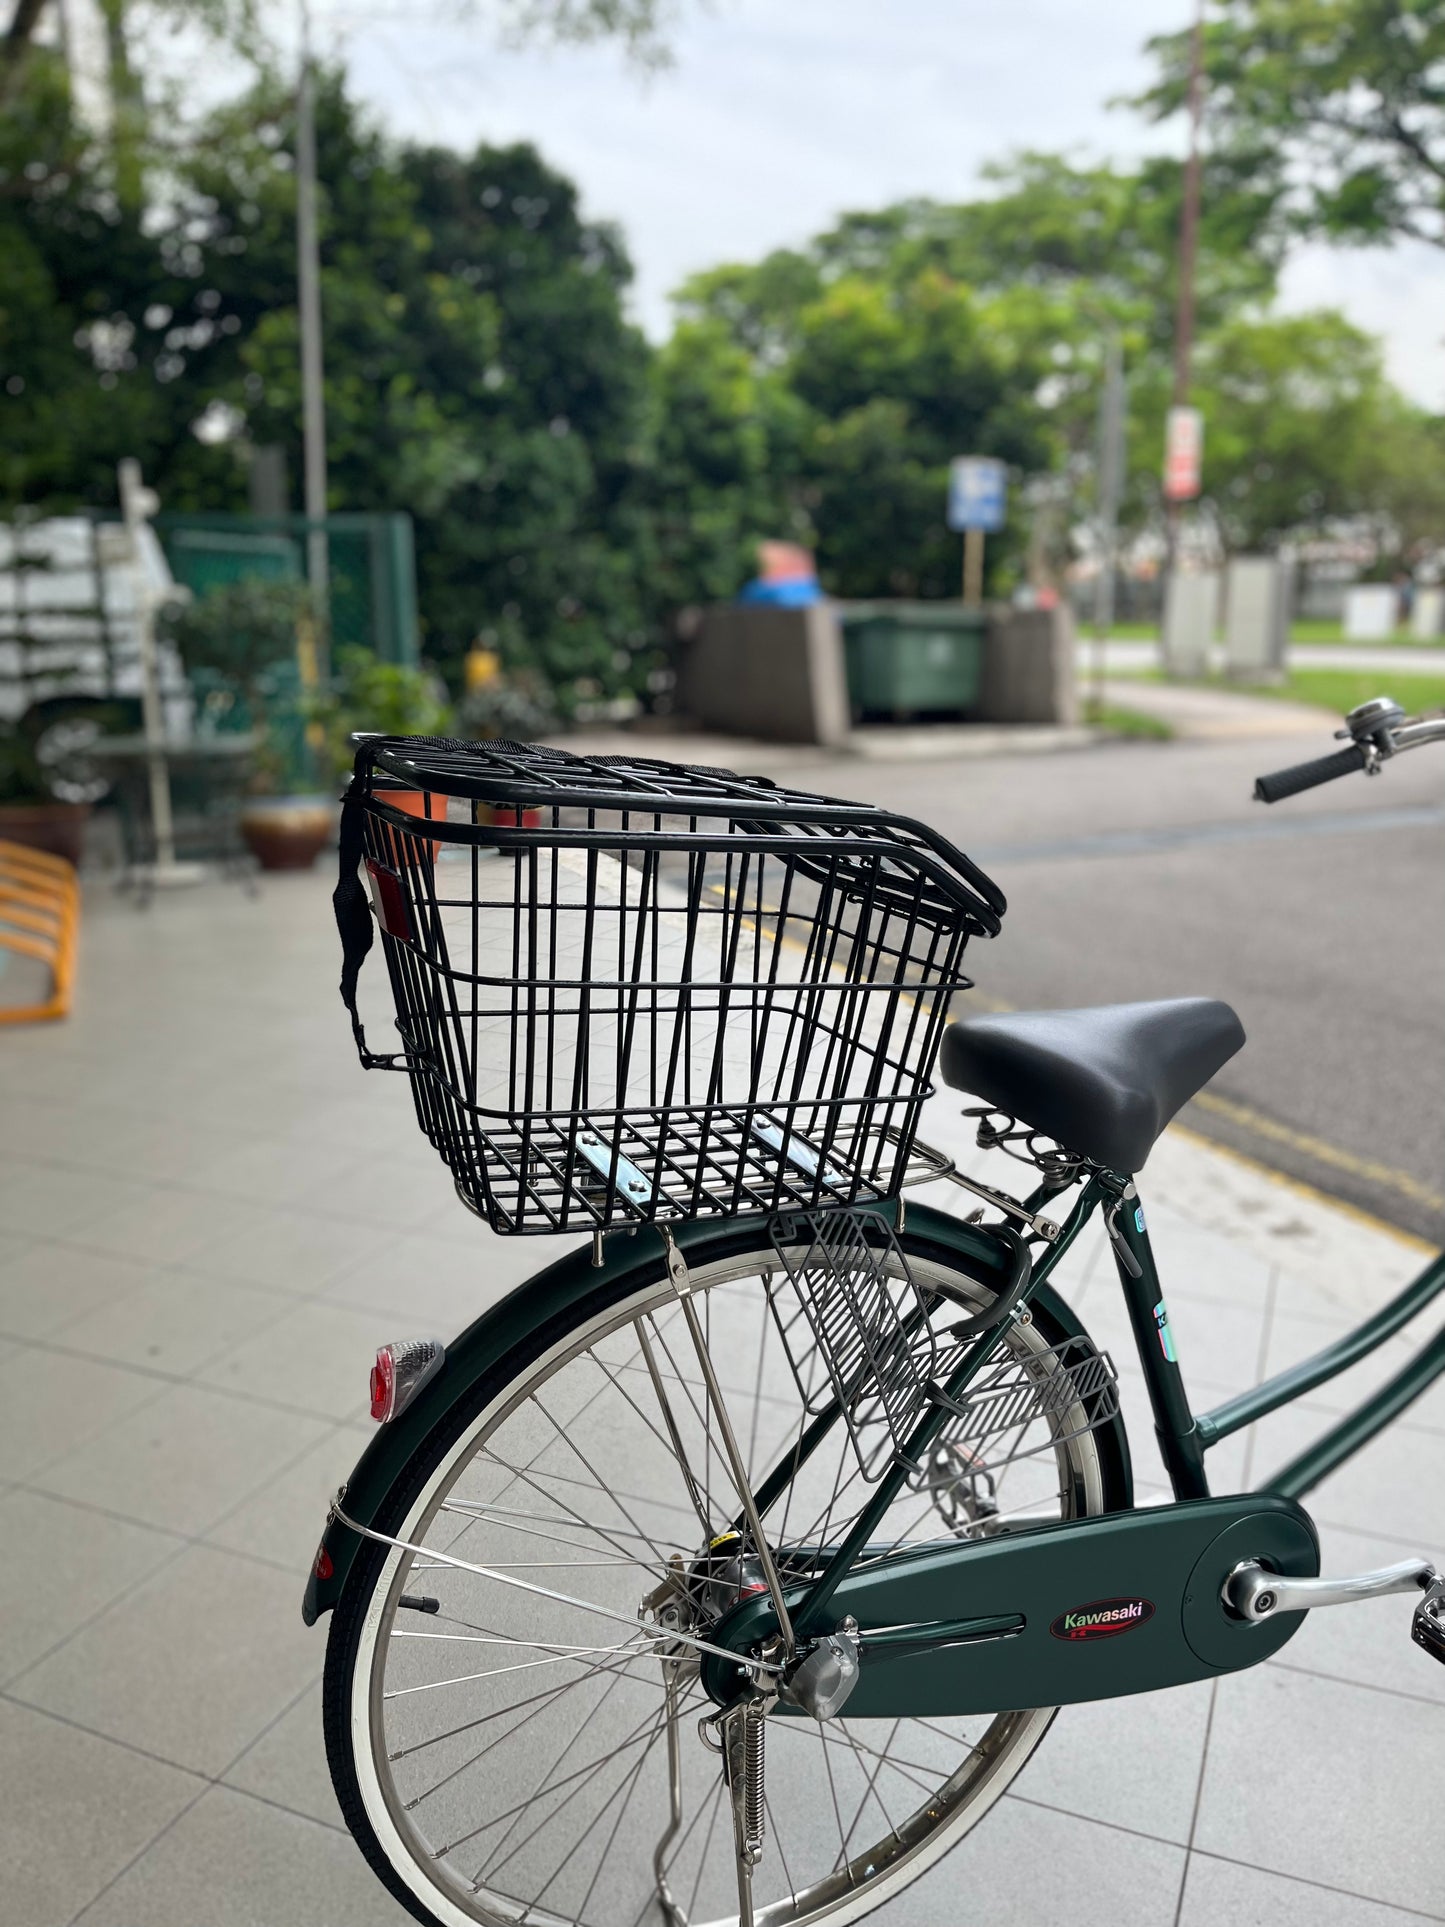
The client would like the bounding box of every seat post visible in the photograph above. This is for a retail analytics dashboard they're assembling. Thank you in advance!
[1107,1186,1210,1501]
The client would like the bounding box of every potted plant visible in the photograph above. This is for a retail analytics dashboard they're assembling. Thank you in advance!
[306,648,455,847]
[0,725,91,866]
[165,577,337,871]
[456,653,557,828]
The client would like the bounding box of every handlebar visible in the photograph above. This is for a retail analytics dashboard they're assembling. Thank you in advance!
[1253,743,1368,804]
[1254,697,1445,805]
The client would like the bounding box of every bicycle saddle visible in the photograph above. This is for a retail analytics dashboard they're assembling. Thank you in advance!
[939,997,1245,1175]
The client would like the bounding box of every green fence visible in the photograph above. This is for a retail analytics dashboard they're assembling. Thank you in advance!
[157,512,419,666]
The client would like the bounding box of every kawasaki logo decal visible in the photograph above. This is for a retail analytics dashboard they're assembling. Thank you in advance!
[1049,1596,1156,1642]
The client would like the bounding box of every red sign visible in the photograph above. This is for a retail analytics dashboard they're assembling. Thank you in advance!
[1163,406,1203,502]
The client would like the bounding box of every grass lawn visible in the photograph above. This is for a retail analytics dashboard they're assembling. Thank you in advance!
[1084,700,1174,741]
[1273,667,1445,716]
[1107,618,1440,647]
[1290,619,1443,647]
[1111,664,1445,716]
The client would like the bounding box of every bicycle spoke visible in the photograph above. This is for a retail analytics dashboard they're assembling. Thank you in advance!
[470,1693,675,1880]
[399,1642,675,1807]
[839,1715,903,1862]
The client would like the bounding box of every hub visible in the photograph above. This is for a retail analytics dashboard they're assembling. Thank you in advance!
[638,1533,787,1683]
[686,1532,772,1623]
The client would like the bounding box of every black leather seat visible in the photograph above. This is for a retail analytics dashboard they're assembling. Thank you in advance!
[939,998,1245,1174]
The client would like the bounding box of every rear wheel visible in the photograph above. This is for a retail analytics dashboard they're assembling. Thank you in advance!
[323,1229,1128,1927]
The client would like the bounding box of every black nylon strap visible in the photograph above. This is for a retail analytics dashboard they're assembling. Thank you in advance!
[332,737,402,1067]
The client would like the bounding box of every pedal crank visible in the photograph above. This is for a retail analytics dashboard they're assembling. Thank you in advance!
[1225,1554,1445,1670]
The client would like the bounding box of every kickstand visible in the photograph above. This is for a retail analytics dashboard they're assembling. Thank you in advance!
[722,1698,768,1927]
[651,1658,688,1926]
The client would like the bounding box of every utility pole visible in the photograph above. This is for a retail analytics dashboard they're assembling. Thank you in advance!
[296,0,330,680]
[1092,329,1125,719]
[1166,0,1206,571]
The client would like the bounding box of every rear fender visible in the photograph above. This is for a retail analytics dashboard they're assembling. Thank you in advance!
[301,1200,1132,1623]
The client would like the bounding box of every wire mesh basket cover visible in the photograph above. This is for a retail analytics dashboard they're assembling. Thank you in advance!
[333,735,1005,1234]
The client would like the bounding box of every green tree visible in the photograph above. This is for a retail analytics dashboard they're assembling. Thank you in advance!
[645,317,800,609]
[1126,308,1433,547]
[0,53,249,506]
[815,151,1283,343]
[1,58,662,708]
[207,80,659,700]
[791,271,1048,595]
[666,253,1056,598]
[664,154,1445,575]
[662,153,1296,591]
[1139,0,1445,250]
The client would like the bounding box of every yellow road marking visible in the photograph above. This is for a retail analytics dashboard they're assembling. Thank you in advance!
[1167,1121,1437,1257]
[1188,1090,1444,1216]
[952,987,1439,1250]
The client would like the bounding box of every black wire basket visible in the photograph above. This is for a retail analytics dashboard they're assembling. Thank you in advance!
[333,735,1005,1235]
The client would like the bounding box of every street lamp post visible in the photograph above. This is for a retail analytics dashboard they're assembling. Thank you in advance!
[1166,0,1207,571]
[296,2,330,681]
[1092,328,1125,719]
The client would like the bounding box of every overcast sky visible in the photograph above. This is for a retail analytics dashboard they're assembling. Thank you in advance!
[313,0,1445,409]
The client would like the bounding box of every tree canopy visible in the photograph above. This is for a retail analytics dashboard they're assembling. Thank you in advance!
[1139,0,1445,251]
[1,59,660,703]
[3,14,1443,713]
[666,152,1440,579]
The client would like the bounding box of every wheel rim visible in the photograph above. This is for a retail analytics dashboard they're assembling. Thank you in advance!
[347,1246,1107,1927]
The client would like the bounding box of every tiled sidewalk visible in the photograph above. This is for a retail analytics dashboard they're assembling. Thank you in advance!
[1,872,1442,1926]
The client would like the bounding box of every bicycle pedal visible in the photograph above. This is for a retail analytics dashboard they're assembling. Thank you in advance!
[1411,1577,1445,1666]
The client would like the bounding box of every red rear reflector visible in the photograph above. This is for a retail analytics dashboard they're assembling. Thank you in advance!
[370,1348,396,1423]
[364,858,412,942]
[313,1546,334,1581]
[368,1337,444,1424]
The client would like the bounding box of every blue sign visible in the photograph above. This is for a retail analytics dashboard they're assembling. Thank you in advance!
[947,456,1007,533]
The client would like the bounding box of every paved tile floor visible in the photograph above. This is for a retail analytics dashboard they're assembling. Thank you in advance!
[1,871,1442,1925]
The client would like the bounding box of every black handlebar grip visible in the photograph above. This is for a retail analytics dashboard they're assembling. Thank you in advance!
[1253,742,1368,804]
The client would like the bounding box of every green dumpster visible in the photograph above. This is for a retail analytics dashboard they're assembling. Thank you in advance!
[839,602,986,720]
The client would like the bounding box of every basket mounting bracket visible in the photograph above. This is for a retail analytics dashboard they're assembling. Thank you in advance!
[935,1165,1061,1242]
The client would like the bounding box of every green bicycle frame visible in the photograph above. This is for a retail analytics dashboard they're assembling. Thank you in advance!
[760,1172,1444,1648]
[302,1167,1445,1657]
[1104,1183,1445,1504]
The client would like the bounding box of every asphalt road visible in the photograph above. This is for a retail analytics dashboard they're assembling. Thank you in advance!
[770,729,1445,1244]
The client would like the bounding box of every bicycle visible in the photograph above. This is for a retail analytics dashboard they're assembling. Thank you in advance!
[305,699,1445,1927]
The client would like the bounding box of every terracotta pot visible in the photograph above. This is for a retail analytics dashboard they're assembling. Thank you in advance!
[374,788,442,861]
[239,796,336,872]
[483,804,543,830]
[0,801,90,868]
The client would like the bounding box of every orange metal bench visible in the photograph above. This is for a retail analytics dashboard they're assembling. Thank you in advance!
[0,840,79,1024]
